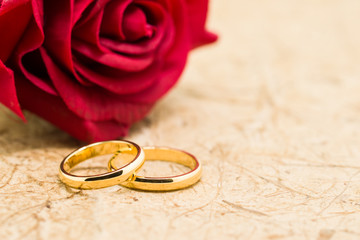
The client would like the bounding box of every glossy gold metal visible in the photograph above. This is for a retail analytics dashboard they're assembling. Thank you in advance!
[59,140,145,189]
[108,147,202,191]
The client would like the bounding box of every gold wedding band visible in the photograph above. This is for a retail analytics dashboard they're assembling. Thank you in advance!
[59,140,145,189]
[108,147,202,191]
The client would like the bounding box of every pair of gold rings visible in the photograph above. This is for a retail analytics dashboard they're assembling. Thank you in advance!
[59,140,201,191]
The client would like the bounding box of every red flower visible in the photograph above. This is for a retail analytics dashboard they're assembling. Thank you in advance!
[0,0,216,142]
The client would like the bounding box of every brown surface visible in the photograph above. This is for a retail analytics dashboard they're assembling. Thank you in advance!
[2,0,360,239]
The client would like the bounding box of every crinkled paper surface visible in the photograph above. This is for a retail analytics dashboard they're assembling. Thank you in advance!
[2,0,360,239]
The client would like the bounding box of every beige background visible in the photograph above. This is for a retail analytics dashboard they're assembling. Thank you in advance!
[2,0,360,239]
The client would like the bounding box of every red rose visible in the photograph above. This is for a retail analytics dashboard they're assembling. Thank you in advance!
[0,0,216,142]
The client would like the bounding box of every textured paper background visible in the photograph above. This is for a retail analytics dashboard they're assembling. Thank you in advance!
[2,0,360,239]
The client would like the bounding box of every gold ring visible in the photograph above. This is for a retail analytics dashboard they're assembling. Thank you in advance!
[59,140,145,189]
[108,147,202,191]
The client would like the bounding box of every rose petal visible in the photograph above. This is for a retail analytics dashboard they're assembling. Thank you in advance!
[71,0,188,104]
[100,0,131,40]
[13,0,57,95]
[99,0,170,55]
[74,0,111,28]
[72,7,104,46]
[72,38,154,71]
[21,49,57,95]
[101,0,189,103]
[40,47,153,123]
[43,0,73,71]
[185,0,217,48]
[122,4,154,41]
[73,0,94,25]
[0,0,32,62]
[73,54,162,94]
[16,74,129,142]
[0,61,24,119]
